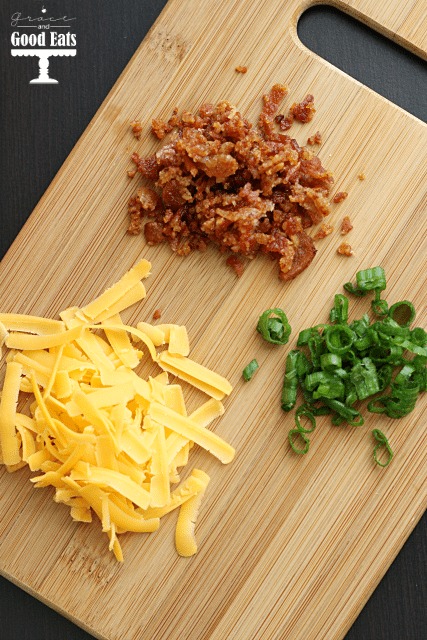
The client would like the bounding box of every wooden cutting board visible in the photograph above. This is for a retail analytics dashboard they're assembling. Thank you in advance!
[0,1,426,638]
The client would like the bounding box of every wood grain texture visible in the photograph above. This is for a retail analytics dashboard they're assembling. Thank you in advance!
[0,1,426,639]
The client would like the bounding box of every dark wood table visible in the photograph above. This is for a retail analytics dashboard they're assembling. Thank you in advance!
[0,2,425,638]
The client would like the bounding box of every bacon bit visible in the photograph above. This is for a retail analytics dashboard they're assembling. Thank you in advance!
[262,84,288,117]
[144,221,165,245]
[275,113,293,131]
[151,119,170,140]
[340,215,353,235]
[127,196,143,234]
[307,131,322,146]
[332,191,348,204]
[358,172,366,181]
[132,153,160,181]
[130,121,143,139]
[259,84,289,139]
[138,186,160,212]
[314,223,334,240]
[337,241,353,256]
[128,87,334,281]
[127,170,137,179]
[226,255,245,277]
[151,107,179,140]
[235,66,247,73]
[291,95,315,123]
[152,309,162,320]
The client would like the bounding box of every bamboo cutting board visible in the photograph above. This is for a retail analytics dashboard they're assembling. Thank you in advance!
[0,0,426,638]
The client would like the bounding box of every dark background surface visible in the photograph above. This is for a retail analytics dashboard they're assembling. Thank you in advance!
[0,2,426,639]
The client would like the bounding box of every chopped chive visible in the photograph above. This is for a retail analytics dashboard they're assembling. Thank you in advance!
[242,359,259,382]
[257,308,291,345]
[330,294,349,324]
[288,406,316,454]
[388,300,416,327]
[356,267,386,292]
[281,350,300,411]
[324,324,355,355]
[372,429,393,467]
[278,268,425,463]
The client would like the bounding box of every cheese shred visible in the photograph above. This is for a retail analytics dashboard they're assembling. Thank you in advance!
[0,258,234,561]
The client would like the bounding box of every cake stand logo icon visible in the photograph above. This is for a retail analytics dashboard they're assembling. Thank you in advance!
[10,4,77,84]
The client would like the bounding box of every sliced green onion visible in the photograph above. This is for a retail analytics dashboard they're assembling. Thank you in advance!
[278,268,425,463]
[388,301,416,327]
[376,316,409,338]
[398,340,427,357]
[372,429,393,467]
[324,324,355,355]
[296,351,311,378]
[350,313,370,337]
[297,325,325,347]
[309,405,332,416]
[356,267,386,292]
[308,333,324,369]
[411,327,427,347]
[377,364,393,391]
[344,267,386,296]
[369,343,405,365]
[313,380,345,400]
[295,406,316,433]
[257,308,291,345]
[297,328,314,346]
[349,358,380,400]
[288,429,310,455]
[354,328,379,351]
[344,383,358,406]
[342,349,358,365]
[412,355,427,392]
[288,406,316,454]
[383,380,419,418]
[334,368,349,379]
[330,294,349,324]
[320,353,342,371]
[242,359,259,381]
[367,397,387,414]
[281,350,299,411]
[323,398,364,426]
[394,364,416,386]
[371,290,388,317]
[343,282,366,297]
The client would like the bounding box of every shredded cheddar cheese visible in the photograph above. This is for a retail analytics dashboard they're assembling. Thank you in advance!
[0,258,234,561]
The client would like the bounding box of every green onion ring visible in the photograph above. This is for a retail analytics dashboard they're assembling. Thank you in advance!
[257,308,292,345]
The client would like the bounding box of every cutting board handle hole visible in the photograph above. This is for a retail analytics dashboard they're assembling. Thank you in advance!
[297,5,426,122]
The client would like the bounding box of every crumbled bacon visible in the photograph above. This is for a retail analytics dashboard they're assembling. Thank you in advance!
[340,215,353,235]
[152,309,162,320]
[138,186,160,212]
[130,121,143,139]
[235,66,247,73]
[127,195,143,234]
[291,95,316,123]
[337,241,353,256]
[332,191,348,203]
[275,113,293,131]
[307,131,322,146]
[131,153,160,181]
[128,86,334,281]
[151,107,179,140]
[314,222,334,240]
[226,255,245,277]
[358,172,366,181]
